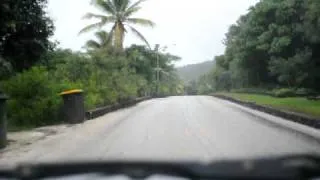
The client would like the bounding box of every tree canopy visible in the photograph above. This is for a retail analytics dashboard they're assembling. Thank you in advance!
[198,0,320,93]
[0,0,54,72]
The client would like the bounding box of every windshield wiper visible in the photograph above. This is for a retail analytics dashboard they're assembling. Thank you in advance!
[0,155,319,180]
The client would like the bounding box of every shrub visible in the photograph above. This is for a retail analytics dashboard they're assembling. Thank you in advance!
[231,88,273,96]
[85,92,104,110]
[272,88,296,98]
[295,88,317,97]
[2,66,63,129]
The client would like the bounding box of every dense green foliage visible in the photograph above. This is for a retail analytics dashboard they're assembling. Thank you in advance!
[125,45,183,97]
[1,44,181,129]
[2,67,62,129]
[198,0,320,94]
[0,0,54,72]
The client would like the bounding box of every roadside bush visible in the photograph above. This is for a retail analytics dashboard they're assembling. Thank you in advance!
[1,66,63,129]
[272,88,296,98]
[49,53,143,109]
[295,88,317,97]
[113,69,142,103]
[231,88,273,96]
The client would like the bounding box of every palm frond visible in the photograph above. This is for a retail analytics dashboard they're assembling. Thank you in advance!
[79,22,105,34]
[126,18,155,27]
[126,25,151,49]
[120,0,130,11]
[112,0,129,11]
[123,6,141,17]
[79,16,115,34]
[85,40,101,49]
[124,0,146,17]
[95,30,110,44]
[126,0,147,11]
[91,0,116,14]
[82,12,109,20]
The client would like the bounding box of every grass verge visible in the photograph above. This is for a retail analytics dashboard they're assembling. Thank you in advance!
[215,92,320,118]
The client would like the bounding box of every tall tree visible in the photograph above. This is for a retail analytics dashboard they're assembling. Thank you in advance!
[197,0,320,92]
[80,0,155,50]
[0,0,54,72]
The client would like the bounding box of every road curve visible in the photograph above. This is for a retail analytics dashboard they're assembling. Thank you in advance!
[1,96,320,165]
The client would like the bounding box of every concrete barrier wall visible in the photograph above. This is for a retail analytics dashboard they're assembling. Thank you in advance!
[85,97,151,120]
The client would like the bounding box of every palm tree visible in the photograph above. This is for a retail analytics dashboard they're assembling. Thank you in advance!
[80,0,155,51]
[84,30,110,50]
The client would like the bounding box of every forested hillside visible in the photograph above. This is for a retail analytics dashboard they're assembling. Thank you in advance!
[177,60,215,82]
[197,0,320,95]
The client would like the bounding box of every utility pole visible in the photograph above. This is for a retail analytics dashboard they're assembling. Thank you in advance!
[153,44,174,97]
[156,53,160,96]
[154,44,160,97]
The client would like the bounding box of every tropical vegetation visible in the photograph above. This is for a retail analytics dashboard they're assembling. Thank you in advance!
[197,0,320,95]
[0,0,181,130]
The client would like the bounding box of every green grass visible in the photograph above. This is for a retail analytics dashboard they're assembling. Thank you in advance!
[216,93,320,118]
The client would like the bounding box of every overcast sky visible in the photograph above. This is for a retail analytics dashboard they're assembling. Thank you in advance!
[47,0,259,66]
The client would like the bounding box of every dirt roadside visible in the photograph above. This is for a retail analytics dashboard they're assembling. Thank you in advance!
[1,124,75,154]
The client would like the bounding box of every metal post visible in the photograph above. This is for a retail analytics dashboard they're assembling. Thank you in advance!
[156,53,160,96]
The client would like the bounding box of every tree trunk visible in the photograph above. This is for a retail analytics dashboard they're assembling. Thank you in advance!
[114,21,125,51]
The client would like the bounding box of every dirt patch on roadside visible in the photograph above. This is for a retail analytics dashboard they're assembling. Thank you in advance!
[1,125,73,154]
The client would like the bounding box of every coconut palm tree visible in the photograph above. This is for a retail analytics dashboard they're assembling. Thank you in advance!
[84,30,110,50]
[80,0,155,51]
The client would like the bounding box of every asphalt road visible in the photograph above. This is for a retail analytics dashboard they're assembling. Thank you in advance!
[1,96,320,165]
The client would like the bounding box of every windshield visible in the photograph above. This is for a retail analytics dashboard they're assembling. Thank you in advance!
[0,0,320,170]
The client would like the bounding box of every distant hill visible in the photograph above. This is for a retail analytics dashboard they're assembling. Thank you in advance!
[176,60,215,82]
